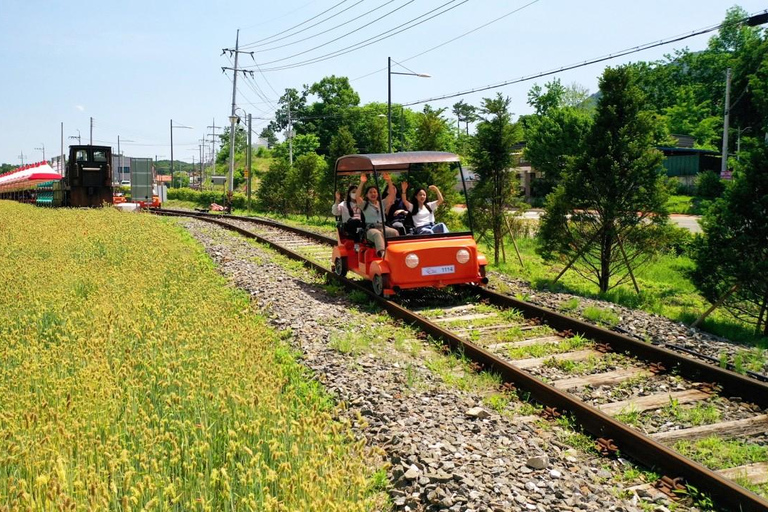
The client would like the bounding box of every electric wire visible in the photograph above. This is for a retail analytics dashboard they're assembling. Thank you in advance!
[242,0,367,50]
[351,0,539,82]
[251,1,398,53]
[241,0,349,47]
[242,0,420,68]
[248,0,470,71]
[401,11,766,107]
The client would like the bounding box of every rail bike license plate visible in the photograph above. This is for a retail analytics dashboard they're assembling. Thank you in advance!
[422,265,455,276]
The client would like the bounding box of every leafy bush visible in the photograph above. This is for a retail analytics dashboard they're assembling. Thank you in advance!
[696,171,725,199]
[167,187,249,209]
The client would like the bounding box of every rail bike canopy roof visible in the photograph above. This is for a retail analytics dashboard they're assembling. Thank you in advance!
[335,151,460,174]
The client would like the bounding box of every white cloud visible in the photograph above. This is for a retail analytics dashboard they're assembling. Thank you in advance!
[75,105,85,112]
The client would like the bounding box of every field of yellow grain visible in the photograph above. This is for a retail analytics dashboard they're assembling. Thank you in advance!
[0,203,381,511]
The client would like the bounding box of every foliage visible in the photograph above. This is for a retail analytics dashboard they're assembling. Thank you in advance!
[348,103,388,154]
[328,125,358,166]
[691,139,768,335]
[695,170,725,199]
[0,203,380,511]
[167,187,251,209]
[272,133,321,163]
[414,105,455,153]
[524,105,592,197]
[469,93,524,264]
[288,153,327,219]
[257,158,292,214]
[303,76,361,155]
[259,126,278,148]
[537,65,670,293]
[452,100,478,135]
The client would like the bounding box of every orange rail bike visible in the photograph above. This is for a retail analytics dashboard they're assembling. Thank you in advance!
[331,152,488,297]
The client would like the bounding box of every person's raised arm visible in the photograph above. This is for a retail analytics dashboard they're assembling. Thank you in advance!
[429,184,444,207]
[332,190,341,216]
[355,174,367,205]
[382,172,396,210]
[400,180,412,210]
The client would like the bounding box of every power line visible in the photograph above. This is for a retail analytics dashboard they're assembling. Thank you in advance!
[351,0,539,82]
[243,0,419,68]
[401,10,768,107]
[251,1,398,54]
[241,0,349,48]
[242,0,367,51]
[248,0,470,71]
[238,0,322,30]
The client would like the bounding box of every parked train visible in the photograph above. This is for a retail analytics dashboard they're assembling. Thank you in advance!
[0,145,113,207]
[331,151,488,297]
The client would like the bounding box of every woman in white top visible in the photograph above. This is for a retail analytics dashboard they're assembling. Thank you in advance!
[333,185,363,238]
[356,173,398,256]
[400,181,448,235]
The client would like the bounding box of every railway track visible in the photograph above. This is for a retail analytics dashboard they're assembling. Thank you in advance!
[158,208,768,511]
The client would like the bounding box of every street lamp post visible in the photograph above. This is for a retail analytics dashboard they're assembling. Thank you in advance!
[387,57,430,153]
[170,119,193,188]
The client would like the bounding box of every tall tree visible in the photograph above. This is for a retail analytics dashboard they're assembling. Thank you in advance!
[287,153,327,219]
[257,159,291,214]
[328,125,358,164]
[691,139,768,335]
[259,127,278,148]
[537,66,669,293]
[304,76,360,154]
[469,94,523,264]
[412,105,459,206]
[452,100,478,135]
[268,88,308,136]
[524,106,592,196]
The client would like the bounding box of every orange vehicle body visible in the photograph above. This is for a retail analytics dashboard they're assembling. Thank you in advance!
[331,151,488,297]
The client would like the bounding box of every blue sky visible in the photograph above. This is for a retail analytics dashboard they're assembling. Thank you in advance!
[0,1,763,165]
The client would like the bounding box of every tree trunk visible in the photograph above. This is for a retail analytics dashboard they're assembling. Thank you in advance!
[599,229,613,293]
[759,289,768,337]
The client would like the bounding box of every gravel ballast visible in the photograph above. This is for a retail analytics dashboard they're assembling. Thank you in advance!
[176,218,700,512]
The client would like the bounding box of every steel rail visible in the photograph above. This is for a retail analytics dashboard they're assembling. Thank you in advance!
[156,210,768,511]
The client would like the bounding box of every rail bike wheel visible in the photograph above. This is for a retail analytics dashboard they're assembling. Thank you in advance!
[334,256,348,278]
[372,273,389,297]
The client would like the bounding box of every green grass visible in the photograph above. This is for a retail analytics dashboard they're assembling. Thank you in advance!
[582,306,621,328]
[665,194,713,215]
[674,437,768,470]
[481,234,768,349]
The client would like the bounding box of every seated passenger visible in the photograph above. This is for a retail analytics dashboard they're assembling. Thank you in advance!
[333,185,363,238]
[400,181,448,235]
[356,173,398,257]
[381,176,408,235]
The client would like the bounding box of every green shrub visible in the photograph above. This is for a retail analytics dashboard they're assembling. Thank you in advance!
[167,188,248,209]
[696,171,725,199]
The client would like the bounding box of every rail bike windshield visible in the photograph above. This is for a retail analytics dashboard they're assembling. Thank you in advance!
[334,152,476,239]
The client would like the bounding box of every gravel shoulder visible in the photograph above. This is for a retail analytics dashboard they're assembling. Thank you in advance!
[176,218,699,512]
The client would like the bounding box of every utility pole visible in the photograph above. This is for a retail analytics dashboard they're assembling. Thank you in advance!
[288,96,293,165]
[60,122,64,176]
[221,31,254,211]
[34,143,45,161]
[90,117,93,145]
[247,113,252,213]
[721,68,731,177]
[208,118,220,187]
[118,135,122,183]
[69,129,81,145]
[18,152,26,165]
[199,141,204,188]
